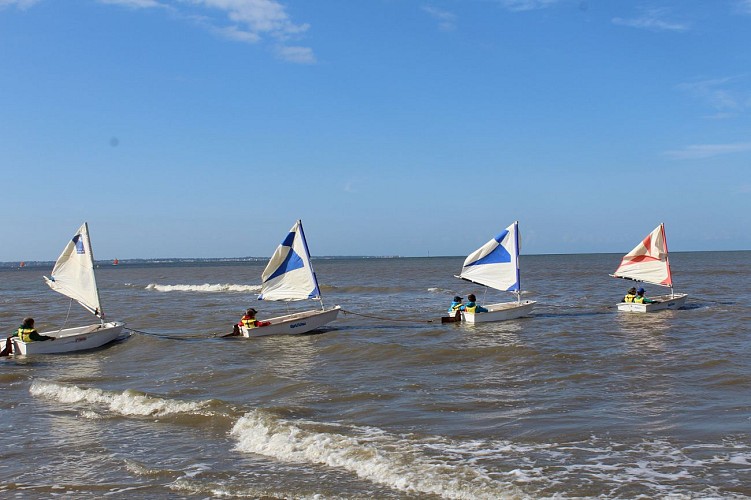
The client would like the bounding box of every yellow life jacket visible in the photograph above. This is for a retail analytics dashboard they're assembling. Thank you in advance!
[464,304,477,313]
[240,316,257,329]
[450,303,463,311]
[624,293,636,303]
[634,296,646,304]
[17,327,35,342]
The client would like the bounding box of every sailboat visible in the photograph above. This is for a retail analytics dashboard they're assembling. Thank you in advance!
[1,223,125,355]
[237,220,340,337]
[455,221,536,323]
[611,223,688,312]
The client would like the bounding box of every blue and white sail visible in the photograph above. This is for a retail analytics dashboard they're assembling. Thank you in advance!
[43,222,104,318]
[459,221,521,294]
[258,220,322,302]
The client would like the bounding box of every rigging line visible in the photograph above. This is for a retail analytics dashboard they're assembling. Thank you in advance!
[340,308,435,324]
[124,327,219,340]
[55,299,74,334]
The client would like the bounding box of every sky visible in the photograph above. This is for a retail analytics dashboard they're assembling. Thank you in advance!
[1,0,750,261]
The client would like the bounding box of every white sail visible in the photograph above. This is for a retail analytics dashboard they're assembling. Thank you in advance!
[43,223,103,318]
[612,224,673,287]
[459,221,521,293]
[258,220,322,302]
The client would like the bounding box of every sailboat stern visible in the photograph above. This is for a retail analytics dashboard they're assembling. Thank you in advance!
[7,321,126,355]
[241,306,340,337]
[461,300,536,323]
[616,293,688,313]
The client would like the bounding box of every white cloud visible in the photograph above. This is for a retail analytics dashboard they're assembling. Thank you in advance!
[677,76,751,116]
[497,0,560,12]
[736,0,751,15]
[664,142,751,159]
[422,5,456,31]
[194,0,308,39]
[214,24,261,43]
[0,0,42,9]
[274,44,315,64]
[93,0,315,64]
[612,8,690,32]
[186,0,315,63]
[97,0,164,7]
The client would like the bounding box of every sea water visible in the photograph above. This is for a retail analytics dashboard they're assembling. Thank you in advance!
[1,252,750,498]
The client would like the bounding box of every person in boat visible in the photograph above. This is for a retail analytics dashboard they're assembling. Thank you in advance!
[623,287,637,303]
[464,294,488,313]
[12,318,55,342]
[231,308,271,335]
[448,296,464,314]
[634,288,659,304]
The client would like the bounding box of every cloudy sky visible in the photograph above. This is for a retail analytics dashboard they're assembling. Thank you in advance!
[1,0,750,260]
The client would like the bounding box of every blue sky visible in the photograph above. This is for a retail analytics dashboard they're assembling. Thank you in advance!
[1,0,750,261]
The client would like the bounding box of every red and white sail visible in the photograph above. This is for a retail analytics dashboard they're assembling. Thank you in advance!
[612,224,673,288]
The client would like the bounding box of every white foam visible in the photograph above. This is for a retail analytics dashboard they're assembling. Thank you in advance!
[30,381,211,417]
[727,454,751,465]
[169,478,308,499]
[416,436,751,498]
[230,411,521,499]
[145,283,261,293]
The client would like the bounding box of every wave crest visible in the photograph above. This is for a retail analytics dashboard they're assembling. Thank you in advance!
[30,381,212,417]
[145,283,261,293]
[230,411,521,499]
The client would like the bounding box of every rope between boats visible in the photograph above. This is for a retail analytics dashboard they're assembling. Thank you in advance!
[340,308,435,323]
[125,328,219,340]
[125,309,436,340]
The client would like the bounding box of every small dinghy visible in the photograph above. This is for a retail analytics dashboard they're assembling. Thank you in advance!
[237,220,340,337]
[1,223,125,355]
[611,223,688,313]
[452,221,535,324]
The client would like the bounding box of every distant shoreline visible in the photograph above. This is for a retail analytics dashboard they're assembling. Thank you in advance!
[2,250,748,269]
[0,255,402,268]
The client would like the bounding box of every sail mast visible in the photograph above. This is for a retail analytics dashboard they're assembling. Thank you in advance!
[458,221,520,296]
[611,224,672,289]
[513,221,521,303]
[258,220,324,306]
[84,223,105,322]
[43,222,104,321]
[296,220,325,310]
[660,223,675,298]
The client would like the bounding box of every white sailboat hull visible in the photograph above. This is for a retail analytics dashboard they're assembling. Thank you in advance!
[461,300,536,323]
[617,293,688,313]
[240,306,340,337]
[1,322,126,355]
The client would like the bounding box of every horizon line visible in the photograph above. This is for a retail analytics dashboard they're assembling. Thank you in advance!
[2,248,749,266]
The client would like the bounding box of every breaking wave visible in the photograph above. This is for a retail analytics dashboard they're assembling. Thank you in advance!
[27,382,751,498]
[29,381,214,417]
[145,283,261,293]
[230,411,523,499]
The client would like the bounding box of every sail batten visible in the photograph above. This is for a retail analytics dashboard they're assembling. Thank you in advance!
[259,220,322,302]
[612,224,673,288]
[43,222,103,318]
[459,221,521,293]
